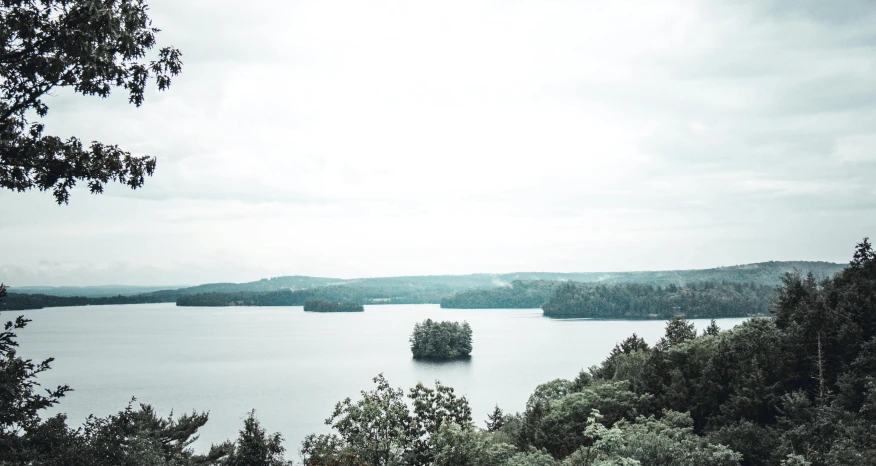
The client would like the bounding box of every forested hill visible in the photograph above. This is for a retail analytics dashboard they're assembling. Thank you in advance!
[2,261,845,310]
[440,261,844,310]
[542,281,775,319]
[8,284,184,298]
[0,290,187,311]
[440,280,560,309]
[294,241,876,465]
[175,284,461,307]
[496,260,843,287]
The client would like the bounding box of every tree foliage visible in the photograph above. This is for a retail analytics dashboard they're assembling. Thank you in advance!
[300,374,475,466]
[206,410,288,466]
[0,305,71,460]
[0,0,182,203]
[301,239,876,466]
[485,406,506,433]
[656,316,698,350]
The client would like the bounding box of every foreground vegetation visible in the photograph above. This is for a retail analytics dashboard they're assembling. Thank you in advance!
[1,239,873,465]
[542,281,774,319]
[7,2,867,464]
[409,319,473,360]
[303,300,364,313]
[300,240,876,465]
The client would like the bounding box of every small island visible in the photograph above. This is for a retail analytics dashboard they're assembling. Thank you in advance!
[303,299,364,313]
[409,319,473,360]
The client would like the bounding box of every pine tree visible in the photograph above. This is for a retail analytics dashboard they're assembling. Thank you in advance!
[485,405,505,432]
[705,320,720,336]
[224,410,288,466]
[658,317,697,350]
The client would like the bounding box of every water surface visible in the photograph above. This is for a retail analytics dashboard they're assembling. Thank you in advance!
[13,303,747,454]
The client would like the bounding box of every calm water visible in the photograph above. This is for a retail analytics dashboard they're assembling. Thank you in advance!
[13,303,746,456]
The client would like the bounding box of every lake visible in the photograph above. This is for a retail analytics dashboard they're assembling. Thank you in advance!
[13,303,747,457]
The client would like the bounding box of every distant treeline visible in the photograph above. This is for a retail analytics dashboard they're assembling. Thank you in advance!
[6,261,843,311]
[440,280,559,309]
[175,285,453,307]
[8,285,181,298]
[541,281,774,319]
[303,299,364,312]
[0,291,182,311]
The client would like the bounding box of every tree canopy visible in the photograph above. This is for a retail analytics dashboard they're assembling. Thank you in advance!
[301,239,876,466]
[300,375,474,466]
[0,0,182,203]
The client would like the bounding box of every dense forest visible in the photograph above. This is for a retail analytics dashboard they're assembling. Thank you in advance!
[300,239,876,465]
[2,239,875,465]
[440,280,560,309]
[0,290,182,311]
[6,260,843,310]
[175,284,454,307]
[409,319,473,360]
[303,299,364,313]
[541,281,774,319]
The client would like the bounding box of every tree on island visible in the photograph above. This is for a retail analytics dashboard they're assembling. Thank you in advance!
[1,0,183,204]
[409,319,473,360]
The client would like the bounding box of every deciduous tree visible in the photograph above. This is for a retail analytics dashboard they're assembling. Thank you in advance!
[0,0,182,203]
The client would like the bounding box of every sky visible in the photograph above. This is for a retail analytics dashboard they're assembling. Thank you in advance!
[2,0,876,286]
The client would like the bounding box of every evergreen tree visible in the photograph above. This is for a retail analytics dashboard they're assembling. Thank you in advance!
[705,320,721,336]
[220,411,288,466]
[485,406,506,432]
[0,308,71,460]
[658,317,697,350]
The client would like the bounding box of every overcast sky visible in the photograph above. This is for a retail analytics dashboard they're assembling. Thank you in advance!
[2,0,875,286]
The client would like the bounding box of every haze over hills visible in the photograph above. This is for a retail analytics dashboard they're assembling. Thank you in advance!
[7,285,189,298]
[3,261,845,302]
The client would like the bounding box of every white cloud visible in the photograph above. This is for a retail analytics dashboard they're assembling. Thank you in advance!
[833,134,876,163]
[2,0,875,285]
